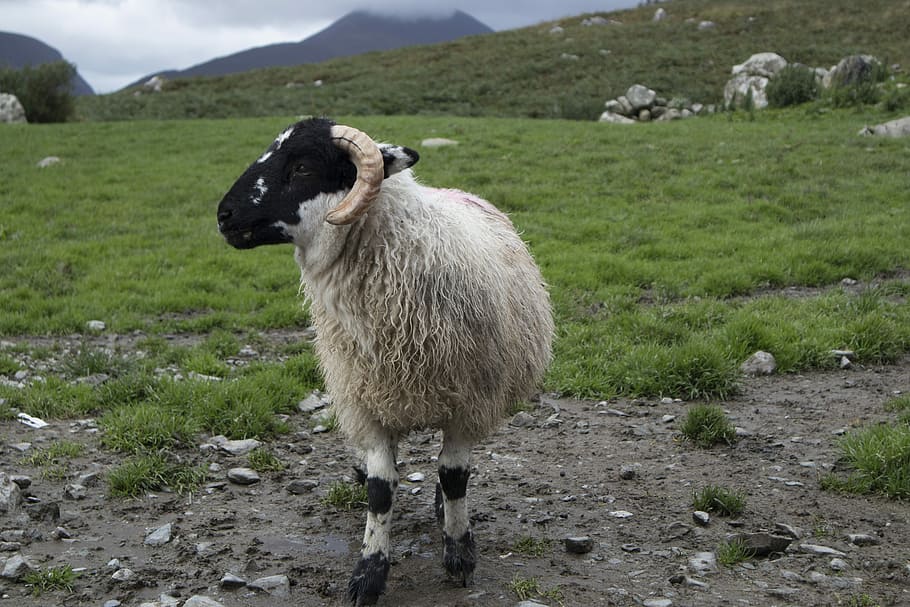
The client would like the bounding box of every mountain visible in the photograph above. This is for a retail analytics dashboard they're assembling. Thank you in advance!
[0,31,95,95]
[130,10,492,88]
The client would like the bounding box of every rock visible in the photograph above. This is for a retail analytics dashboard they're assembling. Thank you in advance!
[598,111,636,124]
[227,468,261,485]
[693,511,710,526]
[643,599,672,607]
[626,84,657,111]
[826,54,881,87]
[1,554,37,579]
[858,116,910,138]
[619,464,639,480]
[799,543,846,557]
[249,574,290,597]
[829,557,849,571]
[774,522,802,539]
[653,8,667,22]
[103,600,122,607]
[726,532,791,557]
[548,25,564,35]
[210,435,262,456]
[581,16,613,26]
[517,602,548,607]
[17,413,49,429]
[183,597,225,607]
[670,574,708,590]
[845,533,879,546]
[286,479,319,494]
[297,391,329,413]
[688,551,718,575]
[143,75,166,92]
[63,483,87,500]
[86,320,106,331]
[111,567,135,582]
[220,572,247,588]
[741,351,776,375]
[564,536,594,554]
[732,52,788,78]
[421,138,459,148]
[724,74,770,109]
[697,20,716,30]
[145,522,173,546]
[509,411,535,427]
[37,156,62,168]
[406,472,425,482]
[766,587,800,599]
[664,521,692,540]
[0,93,27,123]
[0,473,22,514]
[808,571,863,589]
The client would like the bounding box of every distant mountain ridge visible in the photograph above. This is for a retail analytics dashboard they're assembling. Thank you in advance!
[129,10,492,89]
[0,31,94,95]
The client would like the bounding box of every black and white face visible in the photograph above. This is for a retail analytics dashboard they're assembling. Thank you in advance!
[216,118,419,250]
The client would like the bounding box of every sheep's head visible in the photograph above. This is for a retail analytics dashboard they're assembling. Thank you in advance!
[216,118,419,249]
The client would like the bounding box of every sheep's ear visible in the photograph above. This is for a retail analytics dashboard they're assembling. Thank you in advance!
[379,144,419,178]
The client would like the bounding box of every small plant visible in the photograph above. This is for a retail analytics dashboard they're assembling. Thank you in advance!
[248,447,286,472]
[0,353,21,375]
[679,404,737,447]
[21,441,85,480]
[717,538,754,567]
[23,565,78,596]
[693,485,746,517]
[513,536,551,557]
[507,575,563,605]
[767,65,819,108]
[62,343,125,378]
[322,481,368,511]
[819,423,910,499]
[885,394,910,425]
[811,515,833,538]
[846,593,882,607]
[108,454,206,498]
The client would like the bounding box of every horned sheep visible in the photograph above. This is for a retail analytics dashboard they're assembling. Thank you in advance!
[216,118,553,605]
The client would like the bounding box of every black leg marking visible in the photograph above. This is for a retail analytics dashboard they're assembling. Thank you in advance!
[434,482,444,525]
[438,465,470,500]
[366,477,393,515]
[353,465,367,486]
[348,552,390,606]
[443,530,476,586]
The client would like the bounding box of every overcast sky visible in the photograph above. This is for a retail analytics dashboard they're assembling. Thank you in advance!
[2,0,639,93]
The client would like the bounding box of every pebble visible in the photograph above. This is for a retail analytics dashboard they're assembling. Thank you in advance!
[608,510,633,518]
[86,320,106,331]
[286,479,319,494]
[111,568,135,582]
[829,557,849,571]
[726,532,792,557]
[421,138,459,148]
[145,522,173,546]
[509,411,536,427]
[249,574,291,597]
[298,391,329,413]
[845,533,879,546]
[643,599,672,607]
[619,464,639,480]
[227,468,261,485]
[564,536,594,554]
[799,543,846,557]
[774,522,802,539]
[688,551,718,575]
[1,554,37,579]
[741,350,776,375]
[210,435,262,455]
[63,483,87,500]
[220,572,247,588]
[670,573,708,590]
[406,472,426,483]
[183,597,225,607]
[517,602,548,607]
[692,511,710,526]
[661,414,676,423]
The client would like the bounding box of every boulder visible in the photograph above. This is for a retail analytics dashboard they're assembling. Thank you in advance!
[825,54,882,88]
[732,53,789,78]
[723,73,770,109]
[0,93,27,124]
[858,116,910,138]
[599,111,636,124]
[626,84,657,111]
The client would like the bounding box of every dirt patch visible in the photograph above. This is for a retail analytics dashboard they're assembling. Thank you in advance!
[2,343,909,607]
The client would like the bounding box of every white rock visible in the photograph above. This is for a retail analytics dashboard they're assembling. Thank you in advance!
[0,93,27,123]
[16,412,48,429]
[799,543,846,557]
[732,52,789,77]
[741,350,776,375]
[145,522,173,546]
[598,111,636,124]
[37,156,62,168]
[858,116,910,138]
[183,597,225,607]
[421,138,459,148]
[608,510,634,518]
[653,8,667,22]
[406,472,425,482]
[644,599,673,607]
[210,435,262,455]
[688,551,718,575]
[249,574,290,597]
[1,554,37,579]
[86,320,106,331]
[227,467,260,485]
[111,567,135,582]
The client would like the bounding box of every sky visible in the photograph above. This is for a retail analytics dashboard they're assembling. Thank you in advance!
[1,0,639,93]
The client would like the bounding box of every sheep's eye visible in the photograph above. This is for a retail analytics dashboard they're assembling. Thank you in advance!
[293,163,312,177]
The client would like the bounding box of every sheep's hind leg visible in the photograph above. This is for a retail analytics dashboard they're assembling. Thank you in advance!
[437,430,476,586]
[348,430,398,606]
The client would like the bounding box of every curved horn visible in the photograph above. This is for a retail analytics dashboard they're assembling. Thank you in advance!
[325,125,384,225]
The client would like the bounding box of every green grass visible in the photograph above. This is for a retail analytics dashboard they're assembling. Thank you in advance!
[108,453,207,498]
[248,447,286,473]
[717,538,755,566]
[75,0,910,122]
[2,112,908,403]
[21,440,85,480]
[322,481,368,511]
[507,575,564,605]
[23,565,78,596]
[693,485,746,516]
[512,536,551,557]
[680,404,737,447]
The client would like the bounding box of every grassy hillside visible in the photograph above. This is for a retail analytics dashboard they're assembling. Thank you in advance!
[2,111,908,399]
[77,0,910,121]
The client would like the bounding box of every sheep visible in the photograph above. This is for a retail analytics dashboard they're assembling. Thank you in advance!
[216,117,553,606]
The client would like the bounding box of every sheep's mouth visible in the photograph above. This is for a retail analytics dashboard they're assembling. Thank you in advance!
[220,223,290,249]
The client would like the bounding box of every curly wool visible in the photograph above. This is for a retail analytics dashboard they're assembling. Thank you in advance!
[299,172,553,447]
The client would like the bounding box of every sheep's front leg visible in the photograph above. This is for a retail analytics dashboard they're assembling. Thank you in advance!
[437,429,476,586]
[348,431,398,606]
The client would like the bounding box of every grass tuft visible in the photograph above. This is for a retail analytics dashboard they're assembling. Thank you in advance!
[21,441,85,480]
[820,424,910,499]
[322,481,368,511]
[679,404,737,447]
[248,447,286,473]
[108,453,206,498]
[507,574,564,605]
[23,565,78,596]
[717,538,755,567]
[512,536,551,558]
[693,485,746,517]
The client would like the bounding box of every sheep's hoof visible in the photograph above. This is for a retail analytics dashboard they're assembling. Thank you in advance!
[348,552,389,606]
[443,530,476,587]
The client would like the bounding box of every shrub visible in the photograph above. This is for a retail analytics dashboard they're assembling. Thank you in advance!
[679,404,737,447]
[0,61,76,123]
[767,65,819,107]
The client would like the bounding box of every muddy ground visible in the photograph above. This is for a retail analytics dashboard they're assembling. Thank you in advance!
[1,337,908,607]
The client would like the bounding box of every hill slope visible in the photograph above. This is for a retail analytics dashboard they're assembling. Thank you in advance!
[129,10,493,87]
[0,31,95,95]
[78,0,910,121]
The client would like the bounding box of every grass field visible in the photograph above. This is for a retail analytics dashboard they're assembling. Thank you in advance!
[1,109,909,412]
